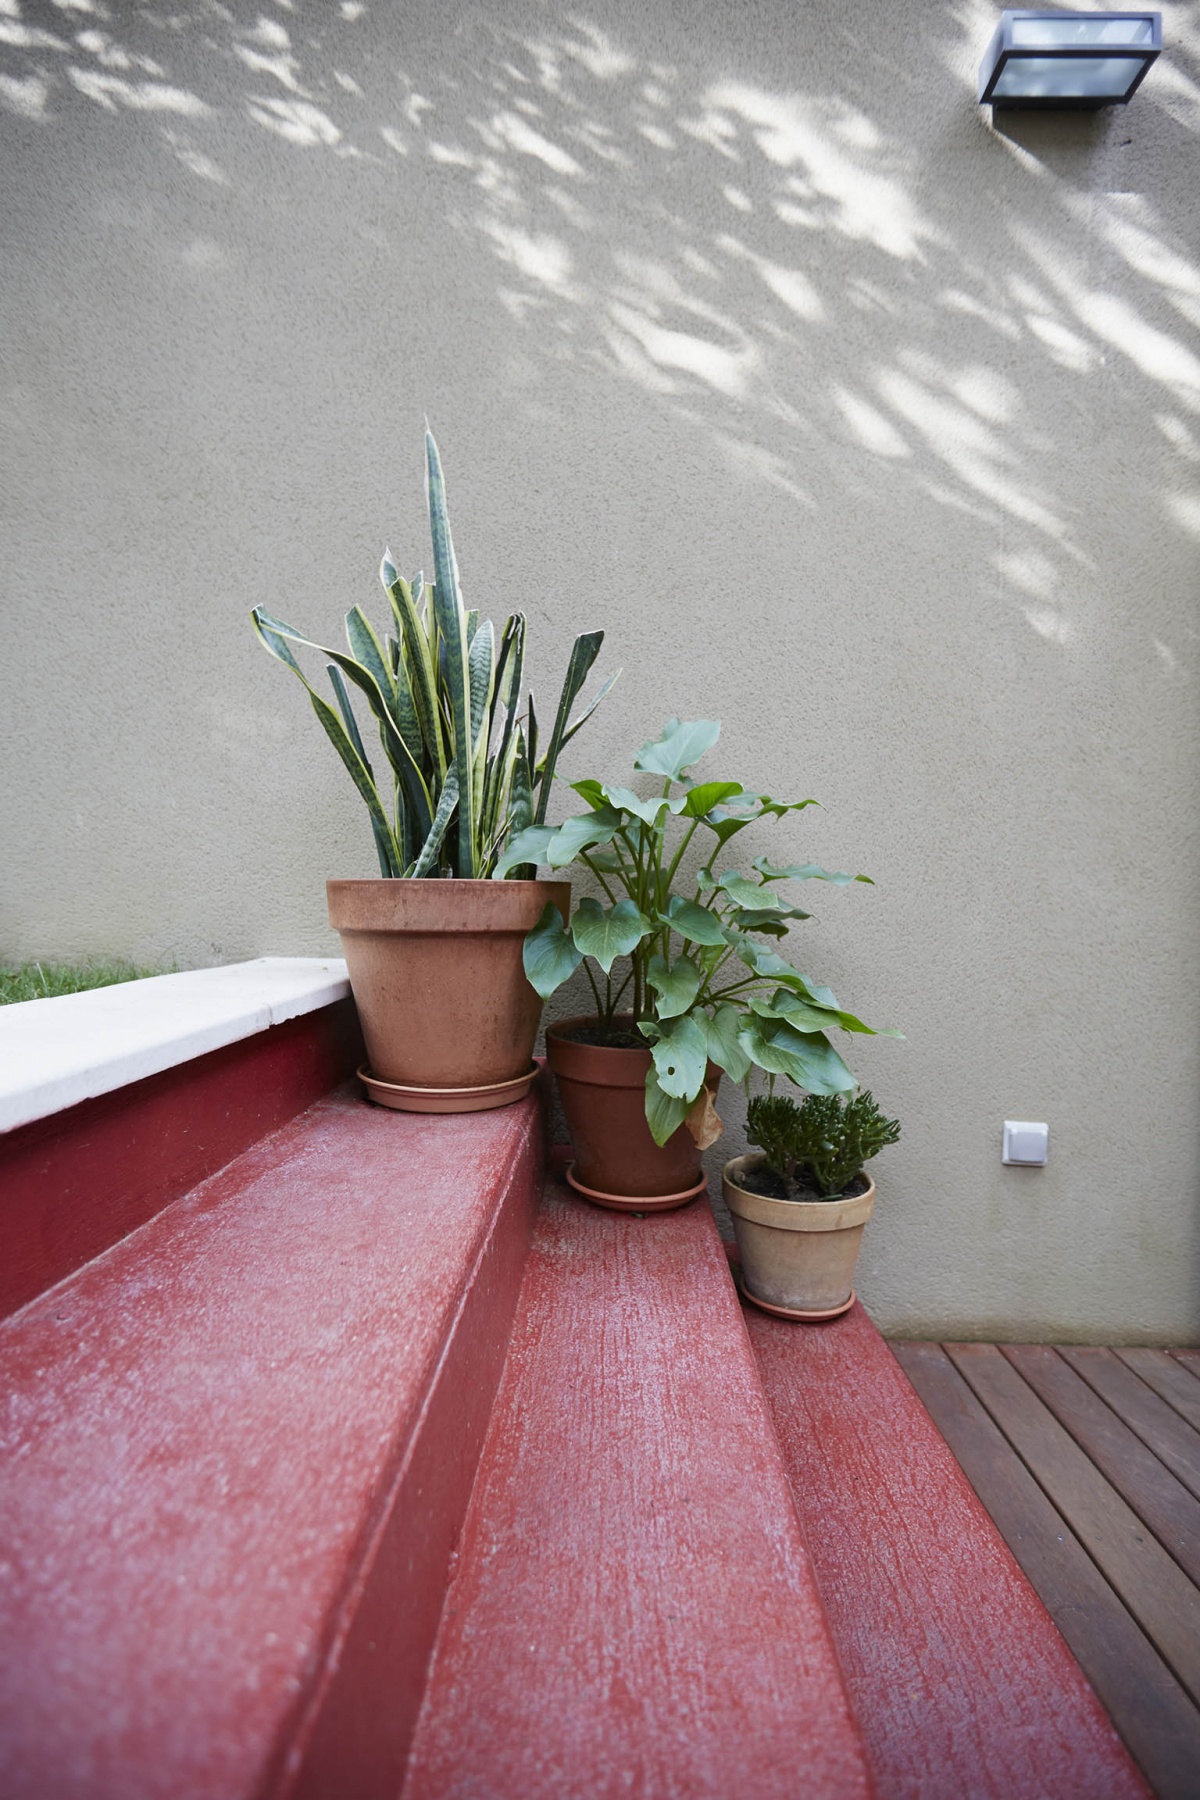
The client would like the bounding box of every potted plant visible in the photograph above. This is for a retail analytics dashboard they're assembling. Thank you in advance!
[724,1090,900,1319]
[493,718,897,1206]
[251,429,616,1112]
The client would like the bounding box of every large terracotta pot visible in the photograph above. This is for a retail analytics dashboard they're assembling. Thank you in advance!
[723,1152,875,1321]
[328,879,569,1109]
[546,1016,720,1211]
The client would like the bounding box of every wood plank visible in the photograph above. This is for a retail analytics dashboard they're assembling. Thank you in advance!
[894,1342,1199,1800]
[1117,1349,1200,1433]
[1063,1347,1200,1504]
[1002,1345,1200,1589]
[748,1308,1150,1800]
[946,1344,1200,1710]
[1169,1349,1200,1380]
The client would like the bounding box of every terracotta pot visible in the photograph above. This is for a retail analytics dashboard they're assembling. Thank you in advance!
[327,879,569,1105]
[723,1152,875,1321]
[546,1016,720,1210]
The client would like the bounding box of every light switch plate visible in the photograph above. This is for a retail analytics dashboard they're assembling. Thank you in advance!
[1003,1121,1049,1166]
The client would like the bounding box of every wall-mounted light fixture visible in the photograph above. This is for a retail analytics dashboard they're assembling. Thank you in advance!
[978,10,1161,109]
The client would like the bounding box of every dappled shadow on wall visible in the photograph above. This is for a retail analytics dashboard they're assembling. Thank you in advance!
[3,0,1199,667]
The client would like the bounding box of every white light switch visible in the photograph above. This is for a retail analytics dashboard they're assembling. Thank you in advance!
[1003,1121,1048,1166]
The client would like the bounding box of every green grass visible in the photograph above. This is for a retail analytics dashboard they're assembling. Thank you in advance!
[0,961,165,1006]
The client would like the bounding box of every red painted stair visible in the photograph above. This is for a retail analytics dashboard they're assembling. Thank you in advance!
[0,1082,544,1800]
[744,1300,1151,1800]
[400,1172,874,1800]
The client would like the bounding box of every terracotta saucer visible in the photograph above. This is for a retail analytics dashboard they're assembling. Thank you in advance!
[564,1164,708,1213]
[357,1063,538,1114]
[733,1266,856,1322]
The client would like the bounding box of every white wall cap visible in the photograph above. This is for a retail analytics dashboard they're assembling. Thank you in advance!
[0,958,350,1135]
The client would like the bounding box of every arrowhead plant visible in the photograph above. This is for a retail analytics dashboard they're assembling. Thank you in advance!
[500,718,900,1145]
[252,429,618,878]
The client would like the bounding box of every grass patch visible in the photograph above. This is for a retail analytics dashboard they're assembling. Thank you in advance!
[0,961,164,1006]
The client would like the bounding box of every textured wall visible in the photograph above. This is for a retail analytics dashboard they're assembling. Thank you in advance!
[3,0,1198,1337]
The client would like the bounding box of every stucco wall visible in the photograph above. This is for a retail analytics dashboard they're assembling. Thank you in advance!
[3,0,1198,1339]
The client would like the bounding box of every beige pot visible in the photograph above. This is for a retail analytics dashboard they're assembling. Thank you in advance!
[327,878,569,1103]
[723,1153,875,1320]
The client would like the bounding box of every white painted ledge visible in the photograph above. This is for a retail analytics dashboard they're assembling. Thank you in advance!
[0,958,350,1135]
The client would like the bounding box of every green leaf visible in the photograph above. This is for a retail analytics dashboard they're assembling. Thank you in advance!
[659,895,727,947]
[601,785,671,828]
[426,428,475,874]
[586,844,625,875]
[758,988,881,1036]
[650,1015,708,1100]
[570,779,608,811]
[717,872,791,911]
[634,718,721,781]
[570,897,651,973]
[704,1003,752,1082]
[533,629,605,825]
[737,1017,857,1095]
[544,807,623,868]
[522,903,582,999]
[491,824,555,879]
[729,906,810,932]
[411,767,460,878]
[327,664,398,878]
[680,780,744,817]
[753,856,872,886]
[647,953,701,1019]
[645,1067,689,1148]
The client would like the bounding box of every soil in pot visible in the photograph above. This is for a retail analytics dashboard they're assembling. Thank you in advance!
[546,1016,720,1209]
[731,1167,871,1204]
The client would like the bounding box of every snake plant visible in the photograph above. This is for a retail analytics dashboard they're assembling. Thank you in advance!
[252,430,617,878]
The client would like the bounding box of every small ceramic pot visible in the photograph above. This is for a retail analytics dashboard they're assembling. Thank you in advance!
[546,1017,720,1210]
[328,878,569,1109]
[723,1152,875,1320]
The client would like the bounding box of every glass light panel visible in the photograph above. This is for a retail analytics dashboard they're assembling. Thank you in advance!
[1010,16,1155,48]
[993,53,1147,97]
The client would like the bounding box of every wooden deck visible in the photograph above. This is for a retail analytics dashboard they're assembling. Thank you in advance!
[892,1342,1200,1800]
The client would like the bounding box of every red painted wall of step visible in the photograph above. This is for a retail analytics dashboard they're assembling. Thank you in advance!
[0,999,363,1320]
[0,1089,543,1800]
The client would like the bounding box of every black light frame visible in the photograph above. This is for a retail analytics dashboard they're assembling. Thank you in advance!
[978,10,1162,109]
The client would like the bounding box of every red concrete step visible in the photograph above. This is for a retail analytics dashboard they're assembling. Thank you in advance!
[0,1085,543,1800]
[400,1172,874,1800]
[745,1301,1150,1800]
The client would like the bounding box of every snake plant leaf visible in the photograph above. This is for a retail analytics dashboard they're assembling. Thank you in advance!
[737,1017,857,1095]
[523,902,583,998]
[569,897,651,973]
[634,718,721,781]
[411,767,460,879]
[680,780,745,818]
[659,895,727,947]
[602,786,671,828]
[704,1003,752,1082]
[425,428,475,874]
[525,691,538,786]
[649,1015,708,1100]
[753,857,873,886]
[468,617,494,752]
[345,606,396,706]
[647,953,701,1019]
[327,665,397,879]
[645,1066,690,1147]
[491,824,555,879]
[383,570,444,775]
[559,669,621,749]
[533,630,606,826]
[544,806,623,868]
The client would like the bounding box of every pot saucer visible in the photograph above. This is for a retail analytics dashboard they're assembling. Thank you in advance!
[357,1063,538,1114]
[733,1265,855,1322]
[564,1164,707,1212]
